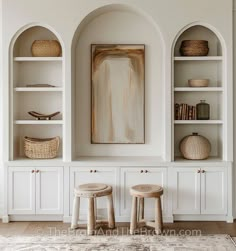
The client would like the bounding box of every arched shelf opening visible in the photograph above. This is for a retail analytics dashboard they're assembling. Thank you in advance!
[71,4,165,160]
[173,25,222,57]
[172,24,225,161]
[10,25,64,160]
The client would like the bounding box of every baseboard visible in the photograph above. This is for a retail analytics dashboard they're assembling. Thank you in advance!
[9,215,63,222]
[174,215,228,222]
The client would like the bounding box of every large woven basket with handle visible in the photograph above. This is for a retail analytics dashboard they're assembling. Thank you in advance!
[24,136,60,159]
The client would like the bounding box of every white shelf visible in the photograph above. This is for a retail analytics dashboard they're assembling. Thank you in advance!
[14,57,63,62]
[14,87,63,92]
[174,156,223,163]
[174,87,223,92]
[14,120,63,125]
[174,56,223,61]
[174,120,223,125]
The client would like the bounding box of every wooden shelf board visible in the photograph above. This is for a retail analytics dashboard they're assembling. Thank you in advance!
[14,57,63,62]
[174,156,223,163]
[14,120,63,125]
[14,87,63,92]
[174,56,223,61]
[174,120,223,125]
[8,157,63,165]
[71,156,166,166]
[174,87,223,92]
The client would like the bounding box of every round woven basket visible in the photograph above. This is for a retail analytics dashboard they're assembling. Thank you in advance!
[188,79,209,87]
[179,133,211,160]
[24,136,60,159]
[31,40,61,57]
[180,40,209,56]
[181,40,208,47]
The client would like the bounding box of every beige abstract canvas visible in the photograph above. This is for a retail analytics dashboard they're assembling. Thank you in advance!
[91,44,145,144]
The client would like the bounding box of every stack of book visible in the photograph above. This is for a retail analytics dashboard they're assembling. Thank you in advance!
[175,103,196,120]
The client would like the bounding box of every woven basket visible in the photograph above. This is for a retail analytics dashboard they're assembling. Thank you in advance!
[24,136,60,159]
[180,40,209,56]
[179,133,211,160]
[181,40,208,47]
[31,40,61,57]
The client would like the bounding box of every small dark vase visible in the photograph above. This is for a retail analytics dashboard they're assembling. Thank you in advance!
[196,100,210,120]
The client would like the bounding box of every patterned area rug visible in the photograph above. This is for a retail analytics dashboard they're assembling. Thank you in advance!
[0,234,236,251]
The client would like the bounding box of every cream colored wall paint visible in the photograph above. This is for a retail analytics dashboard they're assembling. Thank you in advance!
[0,0,233,217]
[75,10,163,156]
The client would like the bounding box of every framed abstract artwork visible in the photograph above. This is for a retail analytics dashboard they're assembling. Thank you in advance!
[91,44,145,144]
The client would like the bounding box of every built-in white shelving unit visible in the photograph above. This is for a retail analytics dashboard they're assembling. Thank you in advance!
[173,25,224,160]
[11,26,64,160]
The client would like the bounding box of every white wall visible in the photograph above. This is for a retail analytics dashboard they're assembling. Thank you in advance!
[0,0,3,217]
[75,10,164,157]
[0,0,234,217]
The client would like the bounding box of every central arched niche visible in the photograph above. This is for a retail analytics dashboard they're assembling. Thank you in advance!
[72,4,164,159]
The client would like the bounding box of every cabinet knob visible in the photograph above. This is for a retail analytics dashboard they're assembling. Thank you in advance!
[94,170,97,173]
[36,170,39,173]
[31,170,35,173]
[202,170,206,173]
[144,170,148,173]
[90,170,93,173]
[197,170,201,173]
[140,170,143,173]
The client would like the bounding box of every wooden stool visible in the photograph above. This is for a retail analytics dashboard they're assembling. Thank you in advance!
[71,183,115,235]
[130,184,163,235]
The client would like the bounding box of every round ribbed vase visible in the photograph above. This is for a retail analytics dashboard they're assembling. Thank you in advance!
[179,132,211,160]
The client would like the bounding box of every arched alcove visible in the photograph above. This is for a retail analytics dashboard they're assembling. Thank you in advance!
[172,24,225,160]
[72,4,165,159]
[10,25,64,160]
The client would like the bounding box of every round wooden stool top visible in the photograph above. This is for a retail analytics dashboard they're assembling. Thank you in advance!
[74,183,112,198]
[130,184,163,198]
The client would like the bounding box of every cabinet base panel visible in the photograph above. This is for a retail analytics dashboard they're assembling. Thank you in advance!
[174,215,228,222]
[9,215,63,222]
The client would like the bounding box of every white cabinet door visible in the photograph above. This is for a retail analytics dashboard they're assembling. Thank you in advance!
[8,167,35,214]
[201,167,227,215]
[36,167,63,214]
[70,167,117,218]
[172,168,200,214]
[120,167,167,217]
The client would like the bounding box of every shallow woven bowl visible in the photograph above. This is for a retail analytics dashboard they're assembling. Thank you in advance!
[31,40,61,57]
[188,79,209,87]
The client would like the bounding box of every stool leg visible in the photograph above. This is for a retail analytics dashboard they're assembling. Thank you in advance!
[155,197,163,235]
[130,196,137,235]
[107,193,115,229]
[71,196,80,229]
[88,197,95,235]
[139,197,144,221]
[94,198,97,223]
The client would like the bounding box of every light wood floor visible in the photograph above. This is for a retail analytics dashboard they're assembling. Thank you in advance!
[1,221,236,236]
